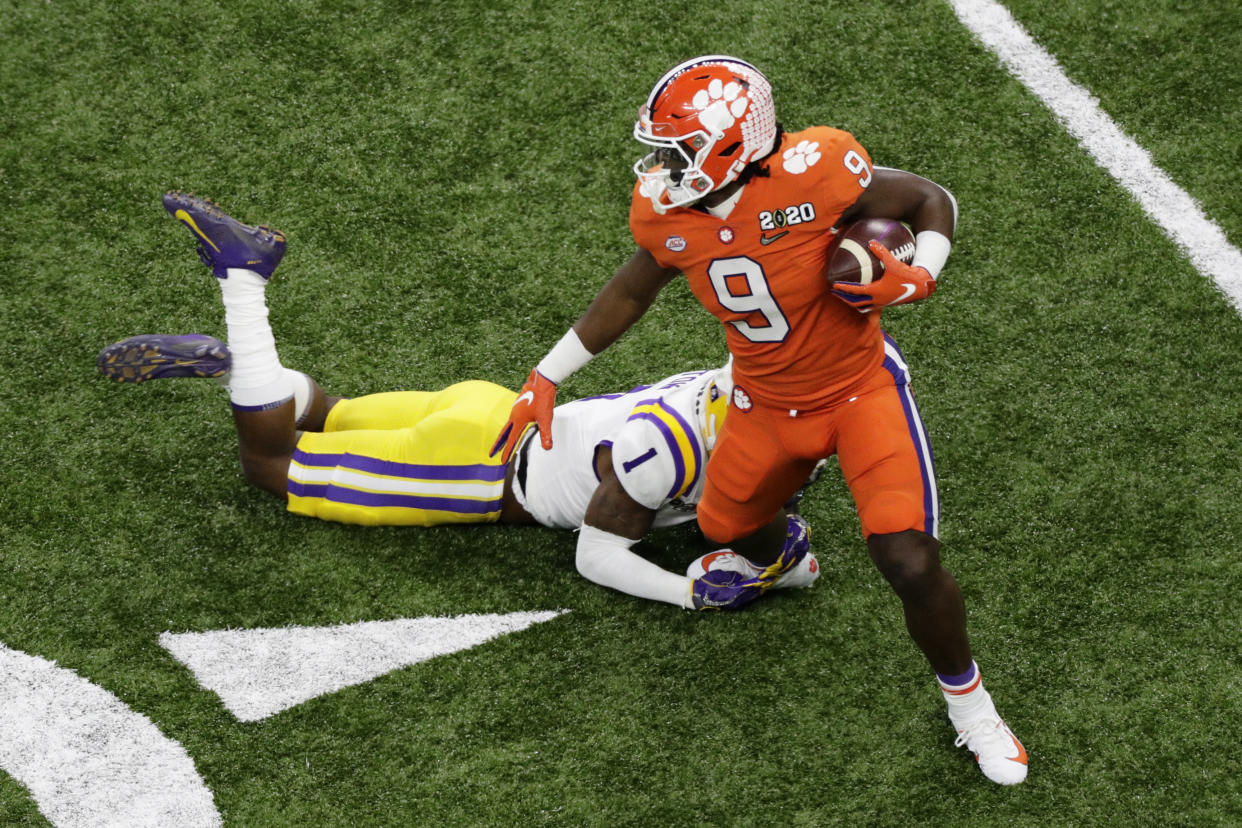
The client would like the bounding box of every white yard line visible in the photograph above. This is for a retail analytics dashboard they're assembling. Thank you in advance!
[0,643,221,828]
[949,0,1242,314]
[160,611,570,722]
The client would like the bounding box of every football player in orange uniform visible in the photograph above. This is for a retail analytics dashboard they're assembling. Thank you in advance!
[492,56,1026,784]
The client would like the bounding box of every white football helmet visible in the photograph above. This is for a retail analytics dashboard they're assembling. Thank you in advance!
[634,56,778,212]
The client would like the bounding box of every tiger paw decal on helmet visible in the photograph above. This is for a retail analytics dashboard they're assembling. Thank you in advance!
[692,78,750,132]
[633,55,778,212]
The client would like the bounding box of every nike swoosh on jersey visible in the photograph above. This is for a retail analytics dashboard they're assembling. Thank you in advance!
[759,230,789,246]
[174,210,221,252]
[515,391,535,406]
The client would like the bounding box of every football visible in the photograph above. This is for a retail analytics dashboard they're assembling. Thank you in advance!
[825,217,916,285]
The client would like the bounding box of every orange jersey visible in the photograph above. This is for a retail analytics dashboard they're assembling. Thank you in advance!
[630,126,881,411]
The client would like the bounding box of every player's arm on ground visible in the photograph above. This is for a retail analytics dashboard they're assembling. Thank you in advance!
[578,446,763,611]
[491,248,680,460]
[576,447,693,608]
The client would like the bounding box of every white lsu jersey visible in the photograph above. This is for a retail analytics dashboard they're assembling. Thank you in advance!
[515,367,728,531]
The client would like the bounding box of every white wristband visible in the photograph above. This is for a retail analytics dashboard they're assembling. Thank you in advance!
[535,329,594,385]
[911,230,952,281]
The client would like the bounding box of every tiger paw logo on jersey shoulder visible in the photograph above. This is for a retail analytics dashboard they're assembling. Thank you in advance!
[782,140,822,174]
[718,226,735,244]
[732,385,753,412]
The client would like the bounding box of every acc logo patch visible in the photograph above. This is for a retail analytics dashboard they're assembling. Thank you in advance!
[718,226,735,244]
[665,235,687,252]
[732,385,753,412]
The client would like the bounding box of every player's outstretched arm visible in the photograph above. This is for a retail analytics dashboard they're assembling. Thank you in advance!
[573,247,682,354]
[576,449,762,611]
[490,249,680,462]
[576,456,685,606]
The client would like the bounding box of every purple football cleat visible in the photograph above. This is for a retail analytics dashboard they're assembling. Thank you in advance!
[97,334,231,383]
[162,191,286,279]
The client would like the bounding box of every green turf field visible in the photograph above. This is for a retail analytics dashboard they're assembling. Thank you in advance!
[3,0,1241,824]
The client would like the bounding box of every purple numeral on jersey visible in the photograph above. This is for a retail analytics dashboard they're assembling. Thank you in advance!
[622,448,657,473]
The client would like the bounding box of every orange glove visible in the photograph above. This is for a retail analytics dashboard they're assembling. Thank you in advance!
[490,369,558,462]
[830,240,937,313]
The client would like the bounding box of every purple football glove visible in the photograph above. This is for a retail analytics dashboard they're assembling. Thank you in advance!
[691,569,764,611]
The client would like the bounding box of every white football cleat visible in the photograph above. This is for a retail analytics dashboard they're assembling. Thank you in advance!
[951,707,1028,785]
[686,550,750,579]
[770,547,819,589]
[686,549,820,590]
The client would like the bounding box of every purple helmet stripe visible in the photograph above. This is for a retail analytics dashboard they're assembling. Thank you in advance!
[645,54,764,111]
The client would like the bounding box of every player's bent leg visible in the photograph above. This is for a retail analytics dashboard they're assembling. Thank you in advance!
[234,401,299,498]
[699,510,789,567]
[696,411,818,566]
[867,530,971,675]
[292,374,338,433]
[753,514,813,587]
[321,382,515,433]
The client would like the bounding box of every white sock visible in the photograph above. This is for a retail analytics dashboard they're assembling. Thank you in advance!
[939,661,996,723]
[219,268,293,410]
[286,369,313,426]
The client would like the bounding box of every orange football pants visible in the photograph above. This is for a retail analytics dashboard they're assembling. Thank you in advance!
[696,343,939,543]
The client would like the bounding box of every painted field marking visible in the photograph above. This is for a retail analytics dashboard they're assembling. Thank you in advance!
[949,0,1242,314]
[0,642,221,828]
[160,611,569,722]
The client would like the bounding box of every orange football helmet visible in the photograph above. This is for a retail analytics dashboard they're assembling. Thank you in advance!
[633,56,778,212]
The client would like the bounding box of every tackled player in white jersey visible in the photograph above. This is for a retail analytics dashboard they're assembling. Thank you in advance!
[98,192,819,611]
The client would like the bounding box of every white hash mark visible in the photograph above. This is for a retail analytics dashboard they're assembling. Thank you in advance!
[950,0,1242,314]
